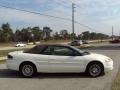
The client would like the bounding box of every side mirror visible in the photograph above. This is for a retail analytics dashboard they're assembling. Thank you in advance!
[71,53,77,56]
[84,51,90,54]
[70,52,82,56]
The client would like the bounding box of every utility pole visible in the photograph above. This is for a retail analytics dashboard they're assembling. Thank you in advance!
[118,30,120,39]
[72,3,75,40]
[112,26,114,40]
[119,30,120,36]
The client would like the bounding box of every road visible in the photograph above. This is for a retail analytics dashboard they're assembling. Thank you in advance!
[0,44,119,90]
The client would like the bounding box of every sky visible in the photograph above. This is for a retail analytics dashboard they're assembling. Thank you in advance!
[0,0,120,35]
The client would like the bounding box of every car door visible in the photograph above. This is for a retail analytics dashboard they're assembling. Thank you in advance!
[34,46,55,72]
[40,46,86,73]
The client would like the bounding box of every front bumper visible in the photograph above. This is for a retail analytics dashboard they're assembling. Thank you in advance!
[104,60,113,72]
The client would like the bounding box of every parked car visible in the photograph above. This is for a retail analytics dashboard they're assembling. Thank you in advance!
[15,43,26,47]
[109,39,120,43]
[82,40,89,44]
[7,44,113,78]
[68,40,83,46]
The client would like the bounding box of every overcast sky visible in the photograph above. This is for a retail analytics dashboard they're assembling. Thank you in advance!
[0,0,120,35]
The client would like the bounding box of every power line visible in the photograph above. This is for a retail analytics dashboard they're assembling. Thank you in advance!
[0,4,72,21]
[62,0,83,11]
[59,0,79,7]
[53,0,71,9]
[56,0,71,5]
[75,21,100,32]
[57,1,96,30]
[0,1,72,18]
[0,2,100,33]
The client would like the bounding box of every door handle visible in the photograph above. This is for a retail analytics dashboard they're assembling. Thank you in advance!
[48,61,61,63]
[49,59,56,60]
[38,61,48,63]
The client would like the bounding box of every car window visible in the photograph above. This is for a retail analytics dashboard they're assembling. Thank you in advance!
[53,47,74,56]
[24,45,46,54]
[42,46,79,56]
[42,46,53,55]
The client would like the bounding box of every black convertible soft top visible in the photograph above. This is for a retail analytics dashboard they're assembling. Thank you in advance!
[24,44,70,54]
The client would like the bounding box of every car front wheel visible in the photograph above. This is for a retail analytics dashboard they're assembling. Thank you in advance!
[20,63,37,78]
[87,62,104,77]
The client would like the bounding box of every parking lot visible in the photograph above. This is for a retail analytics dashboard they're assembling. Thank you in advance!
[0,44,119,90]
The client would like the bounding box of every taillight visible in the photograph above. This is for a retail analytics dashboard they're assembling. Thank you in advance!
[7,55,13,59]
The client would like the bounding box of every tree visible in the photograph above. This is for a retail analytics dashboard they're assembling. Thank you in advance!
[70,33,77,40]
[97,33,109,40]
[21,27,31,42]
[0,29,4,42]
[53,32,60,40]
[82,31,90,40]
[81,31,109,40]
[77,34,83,40]
[90,32,97,40]
[31,27,43,41]
[60,30,69,39]
[14,29,22,42]
[0,22,110,42]
[1,23,13,42]
[43,27,52,41]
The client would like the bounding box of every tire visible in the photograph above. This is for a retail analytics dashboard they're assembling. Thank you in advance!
[87,62,104,77]
[19,63,37,78]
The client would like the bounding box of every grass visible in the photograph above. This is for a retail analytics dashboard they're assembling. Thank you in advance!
[86,39,111,44]
[41,39,70,43]
[0,49,27,57]
[0,60,6,64]
[76,45,94,49]
[112,71,120,90]
[0,42,15,47]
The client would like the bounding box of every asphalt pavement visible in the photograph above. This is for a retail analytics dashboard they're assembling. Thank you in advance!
[0,44,119,90]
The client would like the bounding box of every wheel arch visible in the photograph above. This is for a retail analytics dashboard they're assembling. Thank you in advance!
[85,61,104,73]
[19,61,37,72]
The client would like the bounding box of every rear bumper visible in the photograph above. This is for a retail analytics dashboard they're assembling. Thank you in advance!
[6,59,19,71]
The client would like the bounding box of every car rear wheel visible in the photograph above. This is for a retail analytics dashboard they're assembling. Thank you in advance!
[87,62,104,77]
[20,63,37,78]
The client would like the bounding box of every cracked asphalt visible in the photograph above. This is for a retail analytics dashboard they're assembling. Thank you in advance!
[0,43,119,90]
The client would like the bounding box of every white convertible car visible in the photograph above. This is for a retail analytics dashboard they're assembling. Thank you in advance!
[7,44,113,78]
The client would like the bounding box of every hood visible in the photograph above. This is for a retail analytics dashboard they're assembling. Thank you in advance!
[88,53,110,61]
